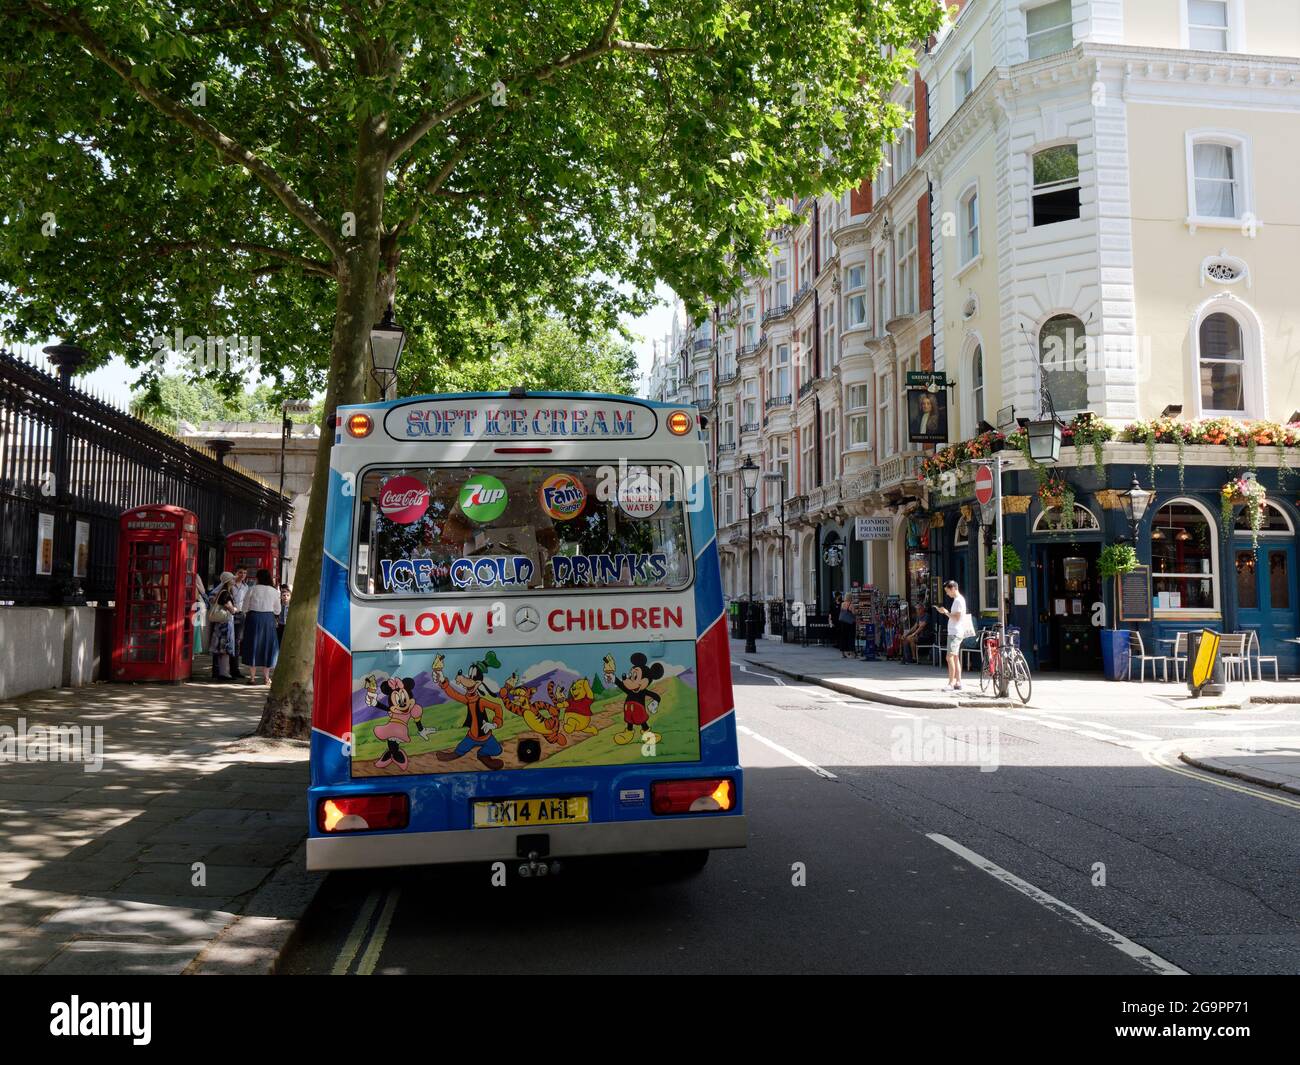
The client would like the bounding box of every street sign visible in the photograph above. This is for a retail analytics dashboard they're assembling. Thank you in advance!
[974,465,994,507]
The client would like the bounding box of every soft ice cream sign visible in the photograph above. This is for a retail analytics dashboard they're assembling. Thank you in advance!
[384,398,655,440]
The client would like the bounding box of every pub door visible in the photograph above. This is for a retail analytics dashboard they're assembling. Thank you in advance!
[1033,542,1102,671]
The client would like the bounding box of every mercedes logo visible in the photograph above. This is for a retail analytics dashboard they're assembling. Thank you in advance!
[514,605,539,632]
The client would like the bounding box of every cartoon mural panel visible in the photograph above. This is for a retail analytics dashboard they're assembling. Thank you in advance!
[350,641,700,776]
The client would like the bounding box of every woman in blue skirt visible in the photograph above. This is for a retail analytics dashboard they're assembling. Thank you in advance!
[240,568,282,686]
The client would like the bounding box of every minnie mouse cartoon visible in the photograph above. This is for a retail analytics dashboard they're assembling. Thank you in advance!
[603,652,663,747]
[372,676,433,770]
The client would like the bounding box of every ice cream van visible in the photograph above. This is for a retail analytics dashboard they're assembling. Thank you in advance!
[306,390,745,875]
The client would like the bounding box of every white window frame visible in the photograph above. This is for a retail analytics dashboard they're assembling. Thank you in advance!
[875,245,890,333]
[878,371,895,459]
[954,49,974,107]
[821,301,838,369]
[1190,294,1265,419]
[1180,0,1244,53]
[1184,130,1256,233]
[956,181,980,270]
[1031,142,1081,228]
[845,265,868,329]
[1024,0,1074,61]
[1151,497,1221,617]
[960,335,986,435]
[847,383,870,449]
[895,220,917,317]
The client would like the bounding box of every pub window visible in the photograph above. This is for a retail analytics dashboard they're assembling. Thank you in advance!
[1150,500,1219,613]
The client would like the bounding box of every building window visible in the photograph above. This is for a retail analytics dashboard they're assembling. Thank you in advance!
[821,201,838,264]
[1151,500,1219,613]
[895,95,916,174]
[845,265,868,328]
[955,51,974,105]
[1186,133,1251,225]
[875,246,890,331]
[878,372,895,458]
[1031,144,1080,226]
[1187,0,1230,51]
[847,384,869,447]
[960,187,980,265]
[822,408,839,482]
[1198,312,1246,414]
[722,401,735,445]
[895,219,917,317]
[821,302,837,369]
[742,378,758,426]
[774,257,789,307]
[800,426,816,492]
[1026,0,1074,60]
[971,345,985,428]
[1039,314,1090,413]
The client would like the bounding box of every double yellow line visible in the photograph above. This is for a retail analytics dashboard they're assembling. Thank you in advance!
[1143,742,1300,811]
[332,887,402,975]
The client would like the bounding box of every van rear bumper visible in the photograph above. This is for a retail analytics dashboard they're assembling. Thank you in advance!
[307,814,747,871]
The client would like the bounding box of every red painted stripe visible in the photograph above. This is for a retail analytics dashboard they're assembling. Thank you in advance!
[696,615,734,728]
[312,625,352,740]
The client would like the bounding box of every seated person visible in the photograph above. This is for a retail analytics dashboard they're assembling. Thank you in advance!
[901,616,929,663]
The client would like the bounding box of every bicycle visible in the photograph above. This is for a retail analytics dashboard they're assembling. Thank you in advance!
[978,625,1032,704]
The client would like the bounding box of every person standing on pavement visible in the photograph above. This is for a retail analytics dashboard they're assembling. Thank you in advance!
[229,567,249,679]
[837,596,857,657]
[277,583,291,643]
[936,579,975,691]
[241,568,281,686]
[208,572,238,681]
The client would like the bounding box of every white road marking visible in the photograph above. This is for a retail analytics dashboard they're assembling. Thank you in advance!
[736,663,786,685]
[737,724,837,779]
[925,833,1186,976]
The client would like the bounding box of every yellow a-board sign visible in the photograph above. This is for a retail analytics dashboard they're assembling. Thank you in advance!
[1190,629,1221,692]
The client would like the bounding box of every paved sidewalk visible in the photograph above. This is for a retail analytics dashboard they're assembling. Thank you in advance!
[0,661,320,974]
[731,636,1300,711]
[1180,738,1300,796]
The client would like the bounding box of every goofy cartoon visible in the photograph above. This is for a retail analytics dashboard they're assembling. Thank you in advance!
[604,652,663,746]
[433,651,506,771]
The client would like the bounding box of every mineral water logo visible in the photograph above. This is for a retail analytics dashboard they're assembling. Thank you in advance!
[377,476,430,524]
[459,475,508,522]
[538,472,587,521]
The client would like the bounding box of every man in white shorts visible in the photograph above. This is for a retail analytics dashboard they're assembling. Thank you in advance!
[936,579,975,691]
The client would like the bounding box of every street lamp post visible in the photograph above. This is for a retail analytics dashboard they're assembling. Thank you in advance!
[764,470,787,641]
[278,399,312,583]
[1118,473,1153,544]
[741,456,760,653]
[369,302,407,401]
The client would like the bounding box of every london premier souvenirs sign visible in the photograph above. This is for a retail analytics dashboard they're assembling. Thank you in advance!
[383,397,656,441]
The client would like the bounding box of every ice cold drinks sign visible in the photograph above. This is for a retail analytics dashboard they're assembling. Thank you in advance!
[383,398,655,440]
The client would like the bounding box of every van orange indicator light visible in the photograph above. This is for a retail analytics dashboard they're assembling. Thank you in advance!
[667,410,692,435]
[346,412,373,438]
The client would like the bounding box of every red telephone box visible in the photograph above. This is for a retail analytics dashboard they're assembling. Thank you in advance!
[223,529,280,585]
[112,506,199,682]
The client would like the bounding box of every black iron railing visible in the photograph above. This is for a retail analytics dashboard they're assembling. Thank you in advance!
[0,350,289,605]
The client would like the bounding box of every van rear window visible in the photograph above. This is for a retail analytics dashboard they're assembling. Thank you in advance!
[353,463,692,596]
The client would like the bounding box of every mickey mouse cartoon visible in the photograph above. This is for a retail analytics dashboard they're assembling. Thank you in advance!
[604,652,663,747]
[372,677,432,770]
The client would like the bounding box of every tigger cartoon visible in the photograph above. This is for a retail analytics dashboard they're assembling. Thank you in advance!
[553,678,598,736]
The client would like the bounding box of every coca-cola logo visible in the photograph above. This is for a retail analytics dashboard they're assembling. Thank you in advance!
[378,476,430,524]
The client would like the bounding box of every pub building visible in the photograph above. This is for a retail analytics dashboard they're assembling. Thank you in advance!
[921,434,1299,678]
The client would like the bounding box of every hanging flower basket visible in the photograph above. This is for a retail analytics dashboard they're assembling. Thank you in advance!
[1221,475,1266,548]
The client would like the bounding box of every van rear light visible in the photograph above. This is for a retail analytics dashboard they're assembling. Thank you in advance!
[651,778,735,815]
[318,794,409,832]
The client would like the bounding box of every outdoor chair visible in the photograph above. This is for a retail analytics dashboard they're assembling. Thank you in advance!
[1169,631,1189,682]
[1218,633,1251,684]
[1128,630,1168,682]
[1246,629,1280,682]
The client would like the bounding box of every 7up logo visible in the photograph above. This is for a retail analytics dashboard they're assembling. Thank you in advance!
[459,475,509,522]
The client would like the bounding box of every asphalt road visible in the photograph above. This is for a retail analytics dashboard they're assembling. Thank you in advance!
[281,662,1299,975]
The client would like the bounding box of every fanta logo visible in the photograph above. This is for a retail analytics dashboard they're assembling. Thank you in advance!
[539,473,586,521]
[377,476,430,524]
[459,475,509,522]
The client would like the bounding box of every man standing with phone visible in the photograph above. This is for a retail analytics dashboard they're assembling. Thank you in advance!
[936,579,975,691]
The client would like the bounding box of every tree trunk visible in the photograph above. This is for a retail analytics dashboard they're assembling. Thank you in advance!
[257,117,391,738]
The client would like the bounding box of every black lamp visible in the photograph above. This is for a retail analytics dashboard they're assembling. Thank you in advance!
[369,302,406,397]
[1026,417,1062,463]
[1118,473,1153,542]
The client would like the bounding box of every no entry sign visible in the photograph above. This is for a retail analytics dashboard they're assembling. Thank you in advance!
[974,465,995,507]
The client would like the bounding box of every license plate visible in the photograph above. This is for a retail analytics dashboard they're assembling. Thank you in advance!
[473,796,590,829]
